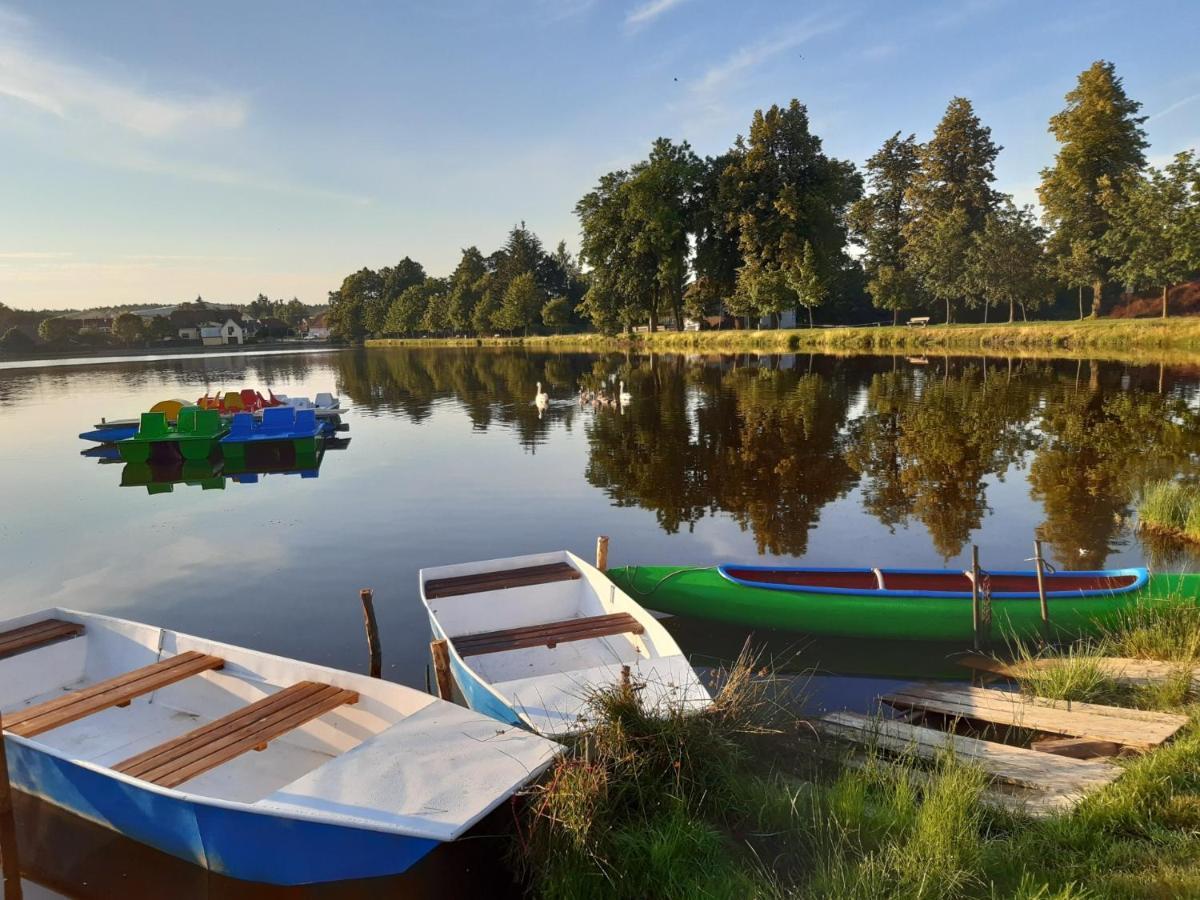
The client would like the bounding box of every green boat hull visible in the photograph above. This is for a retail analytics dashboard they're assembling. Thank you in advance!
[607,566,1199,642]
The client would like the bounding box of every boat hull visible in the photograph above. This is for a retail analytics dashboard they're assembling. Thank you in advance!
[606,566,1197,642]
[5,735,440,885]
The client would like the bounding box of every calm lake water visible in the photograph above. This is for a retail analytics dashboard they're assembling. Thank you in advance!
[2,346,1200,895]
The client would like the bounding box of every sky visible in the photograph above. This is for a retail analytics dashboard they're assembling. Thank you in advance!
[1,0,1197,311]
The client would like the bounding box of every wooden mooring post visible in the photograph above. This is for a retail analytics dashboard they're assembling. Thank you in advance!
[0,710,23,898]
[359,589,382,679]
[430,639,454,701]
[970,545,984,651]
[595,535,610,572]
[1033,539,1051,639]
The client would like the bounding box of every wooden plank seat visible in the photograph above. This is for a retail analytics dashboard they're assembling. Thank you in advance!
[0,619,85,660]
[3,651,224,738]
[114,681,359,788]
[425,562,581,599]
[454,612,645,657]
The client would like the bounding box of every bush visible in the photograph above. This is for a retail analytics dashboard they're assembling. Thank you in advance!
[0,326,35,352]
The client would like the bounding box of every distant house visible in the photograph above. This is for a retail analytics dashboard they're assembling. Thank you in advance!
[200,325,224,346]
[303,312,331,340]
[684,314,741,331]
[220,318,246,345]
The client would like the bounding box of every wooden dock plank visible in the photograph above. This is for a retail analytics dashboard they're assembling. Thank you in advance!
[958,654,1200,691]
[454,612,644,657]
[820,712,1121,797]
[882,684,1188,751]
[5,652,224,737]
[425,563,581,599]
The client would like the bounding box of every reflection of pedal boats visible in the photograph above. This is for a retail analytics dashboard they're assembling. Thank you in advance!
[121,442,330,493]
[81,392,347,443]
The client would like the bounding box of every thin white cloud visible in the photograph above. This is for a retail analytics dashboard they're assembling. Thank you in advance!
[1148,92,1200,122]
[694,14,848,95]
[536,0,597,23]
[626,0,691,29]
[0,8,246,137]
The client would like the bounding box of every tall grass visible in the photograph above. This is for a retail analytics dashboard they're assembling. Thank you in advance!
[1137,480,1200,544]
[1103,593,1200,662]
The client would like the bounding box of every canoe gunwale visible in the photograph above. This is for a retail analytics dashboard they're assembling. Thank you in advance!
[715,565,1150,601]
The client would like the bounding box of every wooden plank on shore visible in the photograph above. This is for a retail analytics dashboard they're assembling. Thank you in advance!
[957,654,1200,690]
[819,712,1121,799]
[1030,737,1126,759]
[425,563,581,599]
[881,683,1188,751]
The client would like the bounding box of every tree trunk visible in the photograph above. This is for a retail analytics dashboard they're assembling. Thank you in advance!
[1091,279,1103,317]
[1162,285,1169,319]
[1008,299,1014,323]
[945,297,952,325]
[649,306,658,334]
[1078,286,1084,321]
[983,301,989,324]
[892,308,898,327]
[807,304,814,329]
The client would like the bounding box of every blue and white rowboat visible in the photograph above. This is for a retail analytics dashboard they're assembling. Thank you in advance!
[420,550,711,738]
[0,608,558,885]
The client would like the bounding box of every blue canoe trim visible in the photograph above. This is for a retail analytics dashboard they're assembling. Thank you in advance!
[716,565,1150,601]
[4,735,439,885]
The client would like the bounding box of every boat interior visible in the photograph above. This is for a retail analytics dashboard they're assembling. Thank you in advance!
[0,611,431,805]
[424,553,709,734]
[722,567,1142,595]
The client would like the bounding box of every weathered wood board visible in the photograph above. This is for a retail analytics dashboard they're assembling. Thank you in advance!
[881,683,1188,751]
[958,654,1200,691]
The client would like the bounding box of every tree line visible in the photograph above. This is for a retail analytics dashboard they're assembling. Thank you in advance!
[329,59,1199,340]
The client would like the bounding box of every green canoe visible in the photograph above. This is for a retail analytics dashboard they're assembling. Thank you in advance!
[606,564,1196,642]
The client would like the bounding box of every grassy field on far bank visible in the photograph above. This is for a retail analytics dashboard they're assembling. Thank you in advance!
[366,317,1200,364]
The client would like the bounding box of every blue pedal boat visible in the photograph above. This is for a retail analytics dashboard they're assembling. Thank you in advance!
[0,609,558,885]
[220,407,323,459]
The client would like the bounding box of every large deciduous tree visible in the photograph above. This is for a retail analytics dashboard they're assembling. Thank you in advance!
[1038,61,1147,316]
[112,312,144,345]
[849,132,922,324]
[903,97,1000,324]
[446,247,488,333]
[723,100,860,328]
[495,272,543,335]
[1100,151,1200,319]
[964,201,1055,323]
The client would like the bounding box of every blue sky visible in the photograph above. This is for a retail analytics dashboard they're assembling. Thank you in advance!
[1,0,1197,310]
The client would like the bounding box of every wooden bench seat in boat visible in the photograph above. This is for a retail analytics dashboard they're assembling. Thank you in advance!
[0,619,85,660]
[114,681,359,788]
[3,651,224,738]
[454,613,645,657]
[424,562,581,599]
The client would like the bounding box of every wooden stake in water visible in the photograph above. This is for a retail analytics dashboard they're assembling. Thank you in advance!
[970,545,982,651]
[1033,539,1050,638]
[0,711,23,897]
[359,589,381,679]
[430,639,453,701]
[595,535,610,572]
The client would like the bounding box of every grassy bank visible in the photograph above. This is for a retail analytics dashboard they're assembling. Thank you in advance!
[1139,480,1200,545]
[512,597,1200,899]
[366,317,1200,364]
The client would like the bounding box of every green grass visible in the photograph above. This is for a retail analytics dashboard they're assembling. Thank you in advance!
[1138,480,1200,545]
[512,597,1200,899]
[366,317,1200,364]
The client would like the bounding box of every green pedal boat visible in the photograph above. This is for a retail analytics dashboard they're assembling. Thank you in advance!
[606,564,1196,642]
[117,407,228,463]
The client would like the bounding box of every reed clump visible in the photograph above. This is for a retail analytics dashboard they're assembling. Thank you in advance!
[1137,480,1200,544]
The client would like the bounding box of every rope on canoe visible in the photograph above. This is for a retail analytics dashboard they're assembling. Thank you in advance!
[621,565,714,598]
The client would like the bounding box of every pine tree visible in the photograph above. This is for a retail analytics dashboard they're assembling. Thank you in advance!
[903,97,1000,323]
[1038,61,1147,316]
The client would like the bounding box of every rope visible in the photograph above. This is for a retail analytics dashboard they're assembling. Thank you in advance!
[621,565,714,597]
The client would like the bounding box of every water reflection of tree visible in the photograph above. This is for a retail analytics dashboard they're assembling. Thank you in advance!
[1029,364,1200,567]
[585,357,856,555]
[847,361,1041,559]
[337,348,592,448]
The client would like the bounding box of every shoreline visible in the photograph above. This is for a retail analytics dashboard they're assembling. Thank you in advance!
[365,317,1200,365]
[0,343,340,370]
